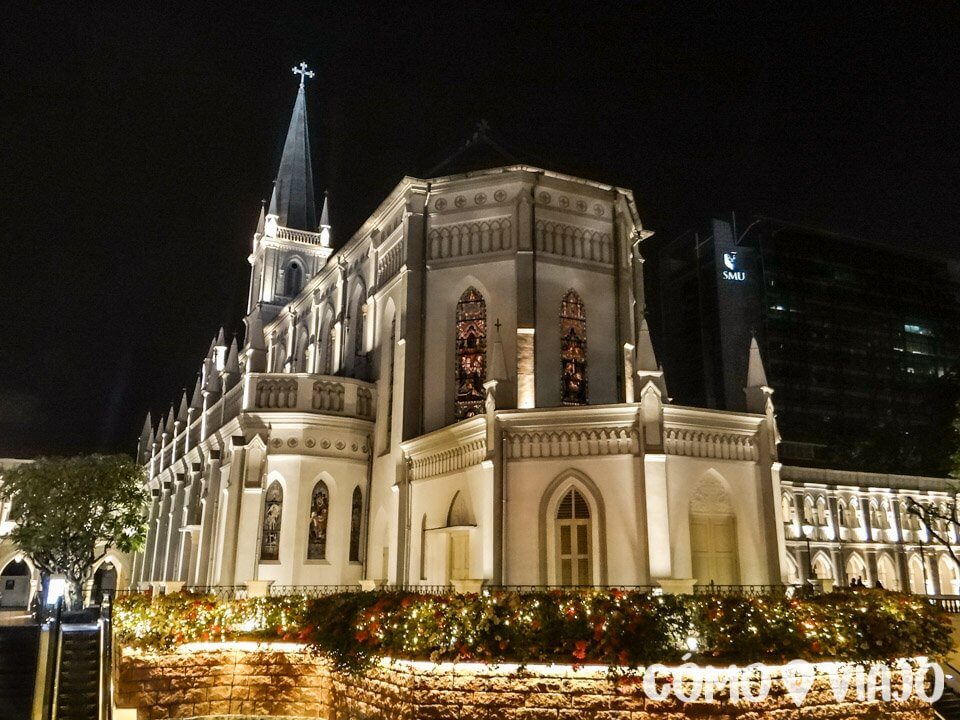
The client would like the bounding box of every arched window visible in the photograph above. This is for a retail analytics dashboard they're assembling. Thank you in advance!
[307,481,330,560]
[812,553,833,580]
[349,487,362,562]
[908,554,926,594]
[385,314,396,446]
[815,497,828,527]
[455,287,486,420]
[845,553,867,585]
[837,500,848,530]
[556,488,591,586]
[284,261,304,297]
[260,481,283,562]
[847,498,861,528]
[781,494,795,525]
[877,554,898,590]
[560,290,587,405]
[323,327,335,374]
[802,496,815,526]
[354,303,365,358]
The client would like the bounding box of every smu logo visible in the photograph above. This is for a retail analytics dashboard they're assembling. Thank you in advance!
[721,252,746,282]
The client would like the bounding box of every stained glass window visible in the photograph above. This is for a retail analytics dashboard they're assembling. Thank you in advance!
[455,287,486,420]
[560,290,587,405]
[307,481,330,560]
[349,486,363,562]
[260,481,283,562]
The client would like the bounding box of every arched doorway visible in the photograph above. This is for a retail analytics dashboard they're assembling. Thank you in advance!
[845,553,867,586]
[92,562,118,602]
[876,554,898,590]
[689,475,739,586]
[812,552,833,581]
[938,555,960,595]
[908,554,927,595]
[0,560,31,608]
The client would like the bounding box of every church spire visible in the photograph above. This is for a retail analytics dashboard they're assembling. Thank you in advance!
[635,316,668,399]
[266,62,317,233]
[137,412,153,464]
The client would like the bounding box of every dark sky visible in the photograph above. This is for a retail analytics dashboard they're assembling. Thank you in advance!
[2,1,959,457]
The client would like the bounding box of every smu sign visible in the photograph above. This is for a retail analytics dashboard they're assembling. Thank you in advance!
[721,252,746,282]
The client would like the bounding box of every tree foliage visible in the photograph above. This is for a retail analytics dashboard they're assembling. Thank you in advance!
[0,455,148,605]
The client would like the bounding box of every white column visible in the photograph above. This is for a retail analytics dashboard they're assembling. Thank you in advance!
[643,454,672,579]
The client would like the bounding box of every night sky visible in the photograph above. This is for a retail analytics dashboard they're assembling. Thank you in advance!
[2,2,959,457]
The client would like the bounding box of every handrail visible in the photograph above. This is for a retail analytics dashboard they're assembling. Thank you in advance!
[100,594,112,720]
[41,597,63,720]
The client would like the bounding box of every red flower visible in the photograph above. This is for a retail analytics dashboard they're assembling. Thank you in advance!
[573,640,589,660]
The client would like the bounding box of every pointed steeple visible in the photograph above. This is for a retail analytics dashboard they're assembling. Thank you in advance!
[744,334,779,453]
[137,412,153,463]
[243,304,268,373]
[189,376,202,410]
[746,334,768,389]
[213,327,228,371]
[318,191,331,247]
[267,65,317,232]
[744,334,774,414]
[489,320,510,383]
[635,316,668,399]
[176,391,189,424]
[222,337,241,389]
[256,200,266,236]
[164,405,176,436]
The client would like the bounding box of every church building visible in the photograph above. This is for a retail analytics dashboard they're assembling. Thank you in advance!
[129,66,958,597]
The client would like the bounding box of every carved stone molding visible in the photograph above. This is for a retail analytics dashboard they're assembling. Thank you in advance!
[408,438,487,481]
[663,427,758,461]
[428,218,513,261]
[534,220,612,265]
[505,427,638,459]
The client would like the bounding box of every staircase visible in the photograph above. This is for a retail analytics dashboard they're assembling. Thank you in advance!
[54,624,101,720]
[0,625,39,720]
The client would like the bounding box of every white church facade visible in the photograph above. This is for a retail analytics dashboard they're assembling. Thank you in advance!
[127,68,960,597]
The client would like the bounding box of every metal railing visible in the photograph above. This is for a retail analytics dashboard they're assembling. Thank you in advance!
[692,584,794,597]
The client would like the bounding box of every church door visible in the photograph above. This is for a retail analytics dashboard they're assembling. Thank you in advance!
[448,532,470,582]
[690,513,739,586]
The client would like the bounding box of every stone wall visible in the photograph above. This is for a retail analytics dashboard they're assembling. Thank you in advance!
[115,643,936,720]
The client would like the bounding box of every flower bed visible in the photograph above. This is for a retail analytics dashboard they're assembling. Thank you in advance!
[114,588,951,671]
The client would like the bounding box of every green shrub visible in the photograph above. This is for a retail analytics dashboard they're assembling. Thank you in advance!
[114,588,952,673]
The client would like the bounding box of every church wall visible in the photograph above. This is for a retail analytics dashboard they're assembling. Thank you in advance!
[410,463,494,585]
[422,258,518,433]
[533,259,620,407]
[253,454,368,586]
[663,456,774,586]
[503,455,647,586]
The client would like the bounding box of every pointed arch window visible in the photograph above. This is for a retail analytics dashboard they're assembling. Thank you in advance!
[556,488,591,586]
[560,290,587,405]
[260,481,283,562]
[307,481,330,560]
[285,261,304,297]
[455,287,486,420]
[349,487,363,562]
[385,314,397,446]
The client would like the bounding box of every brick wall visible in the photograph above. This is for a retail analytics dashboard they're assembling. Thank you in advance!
[115,644,936,720]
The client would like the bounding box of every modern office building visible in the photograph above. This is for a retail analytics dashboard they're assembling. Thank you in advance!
[650,215,960,472]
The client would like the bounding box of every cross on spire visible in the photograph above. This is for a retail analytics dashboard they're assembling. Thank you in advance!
[292,61,314,87]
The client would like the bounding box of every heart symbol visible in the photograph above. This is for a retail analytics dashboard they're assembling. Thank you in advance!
[782,659,816,706]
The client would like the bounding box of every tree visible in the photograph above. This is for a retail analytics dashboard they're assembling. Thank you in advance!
[0,455,148,609]
[905,491,960,577]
